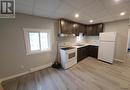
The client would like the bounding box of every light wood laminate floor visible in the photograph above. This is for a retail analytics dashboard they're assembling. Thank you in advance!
[2,57,130,90]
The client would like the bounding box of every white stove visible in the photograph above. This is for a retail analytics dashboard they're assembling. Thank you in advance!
[59,46,77,69]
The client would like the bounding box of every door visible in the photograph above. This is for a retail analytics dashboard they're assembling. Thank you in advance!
[98,42,115,63]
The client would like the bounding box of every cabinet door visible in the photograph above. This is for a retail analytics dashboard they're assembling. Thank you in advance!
[82,46,87,59]
[92,25,98,36]
[60,20,74,34]
[74,23,80,36]
[90,46,98,58]
[86,24,104,36]
[85,46,90,57]
[84,26,87,35]
[77,47,87,62]
[97,24,104,35]
[87,25,96,36]
[78,24,86,35]
[77,48,82,62]
[86,25,93,36]
[73,23,86,36]
[71,23,76,35]
[80,47,86,60]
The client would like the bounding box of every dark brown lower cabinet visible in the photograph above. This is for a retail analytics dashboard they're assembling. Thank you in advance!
[88,45,98,58]
[77,45,98,62]
[77,47,86,62]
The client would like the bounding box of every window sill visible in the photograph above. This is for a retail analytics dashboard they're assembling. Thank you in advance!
[26,49,51,56]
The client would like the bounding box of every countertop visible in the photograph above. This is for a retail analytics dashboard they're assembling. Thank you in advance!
[72,43,99,48]
[59,43,99,49]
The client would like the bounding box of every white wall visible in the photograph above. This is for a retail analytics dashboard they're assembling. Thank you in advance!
[0,27,3,79]
[0,14,57,79]
[104,19,129,61]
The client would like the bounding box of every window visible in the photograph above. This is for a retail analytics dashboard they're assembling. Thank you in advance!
[24,28,51,55]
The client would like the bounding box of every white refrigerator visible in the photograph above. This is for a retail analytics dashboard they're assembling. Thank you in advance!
[98,32,116,63]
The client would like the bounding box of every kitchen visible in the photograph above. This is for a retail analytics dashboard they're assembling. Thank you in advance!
[57,19,101,69]
[0,0,130,90]
[56,18,124,69]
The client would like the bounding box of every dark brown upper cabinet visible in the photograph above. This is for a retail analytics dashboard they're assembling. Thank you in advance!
[96,23,104,35]
[59,19,74,34]
[59,19,104,36]
[72,23,79,36]
[74,23,86,36]
[86,23,104,36]
[85,25,97,36]
[59,19,86,36]
[78,24,86,34]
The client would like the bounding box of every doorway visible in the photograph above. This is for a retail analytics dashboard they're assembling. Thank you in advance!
[127,29,130,58]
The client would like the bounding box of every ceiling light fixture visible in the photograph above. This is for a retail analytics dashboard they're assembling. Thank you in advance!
[75,13,79,18]
[120,12,126,16]
[90,20,94,23]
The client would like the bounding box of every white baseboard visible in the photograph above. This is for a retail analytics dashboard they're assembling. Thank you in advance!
[30,63,52,73]
[0,71,29,83]
[0,63,52,84]
[114,59,124,63]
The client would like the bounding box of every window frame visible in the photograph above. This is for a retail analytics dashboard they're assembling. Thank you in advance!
[23,28,51,55]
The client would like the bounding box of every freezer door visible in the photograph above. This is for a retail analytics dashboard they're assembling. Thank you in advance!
[99,32,116,41]
[98,42,115,63]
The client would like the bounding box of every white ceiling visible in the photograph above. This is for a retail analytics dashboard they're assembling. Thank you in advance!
[16,0,130,24]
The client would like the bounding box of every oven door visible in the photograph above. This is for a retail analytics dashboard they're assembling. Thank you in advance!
[66,49,77,62]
